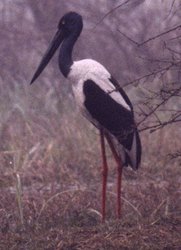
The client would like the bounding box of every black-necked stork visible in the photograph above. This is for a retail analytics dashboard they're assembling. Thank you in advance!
[30,12,141,221]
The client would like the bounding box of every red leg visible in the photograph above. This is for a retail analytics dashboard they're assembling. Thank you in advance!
[105,134,123,219]
[100,128,108,222]
[116,164,122,219]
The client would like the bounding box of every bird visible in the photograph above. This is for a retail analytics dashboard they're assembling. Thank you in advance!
[30,11,142,222]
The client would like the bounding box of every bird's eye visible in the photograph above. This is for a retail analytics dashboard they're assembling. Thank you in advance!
[58,19,65,29]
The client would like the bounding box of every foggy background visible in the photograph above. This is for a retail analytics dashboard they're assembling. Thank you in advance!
[1,0,180,132]
[0,1,181,248]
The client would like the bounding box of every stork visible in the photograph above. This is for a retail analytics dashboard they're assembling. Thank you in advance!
[30,12,141,222]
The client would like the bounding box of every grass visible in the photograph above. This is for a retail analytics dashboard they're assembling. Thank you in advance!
[0,82,180,249]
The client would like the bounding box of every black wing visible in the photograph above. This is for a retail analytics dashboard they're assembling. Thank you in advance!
[83,79,141,169]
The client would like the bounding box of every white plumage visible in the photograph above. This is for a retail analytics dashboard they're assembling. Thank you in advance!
[69,59,131,111]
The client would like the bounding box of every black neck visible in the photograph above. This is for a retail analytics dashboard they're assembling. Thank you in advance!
[59,32,79,78]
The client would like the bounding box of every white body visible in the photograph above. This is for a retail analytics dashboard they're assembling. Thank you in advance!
[69,59,131,111]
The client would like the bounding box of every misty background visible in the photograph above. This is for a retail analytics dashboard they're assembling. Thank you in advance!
[1,0,180,164]
[0,1,181,248]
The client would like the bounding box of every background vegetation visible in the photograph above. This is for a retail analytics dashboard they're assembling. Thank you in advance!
[0,0,180,249]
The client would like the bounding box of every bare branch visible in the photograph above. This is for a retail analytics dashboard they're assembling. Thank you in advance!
[140,117,181,133]
[138,86,181,127]
[93,0,131,29]
[138,24,181,46]
[108,61,180,92]
[117,29,139,45]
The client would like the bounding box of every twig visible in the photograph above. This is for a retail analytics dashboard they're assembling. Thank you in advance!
[93,0,131,29]
[117,29,139,45]
[111,61,180,90]
[140,116,181,133]
[138,86,181,130]
[138,24,181,46]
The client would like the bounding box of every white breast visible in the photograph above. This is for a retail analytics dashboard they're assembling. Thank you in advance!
[68,59,131,111]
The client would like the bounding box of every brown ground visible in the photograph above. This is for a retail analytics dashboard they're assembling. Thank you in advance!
[0,113,180,250]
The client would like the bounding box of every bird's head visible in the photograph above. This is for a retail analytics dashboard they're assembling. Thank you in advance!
[58,12,83,38]
[30,12,83,84]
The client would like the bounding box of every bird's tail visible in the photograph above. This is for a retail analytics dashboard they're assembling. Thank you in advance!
[123,129,141,170]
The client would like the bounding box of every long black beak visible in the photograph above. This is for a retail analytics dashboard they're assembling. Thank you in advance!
[30,29,64,84]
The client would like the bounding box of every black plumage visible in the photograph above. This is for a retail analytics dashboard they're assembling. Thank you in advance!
[83,79,141,169]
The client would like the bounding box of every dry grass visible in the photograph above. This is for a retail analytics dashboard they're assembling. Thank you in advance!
[0,78,180,250]
[0,99,180,249]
